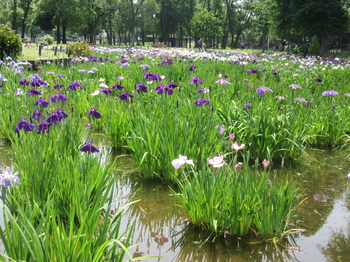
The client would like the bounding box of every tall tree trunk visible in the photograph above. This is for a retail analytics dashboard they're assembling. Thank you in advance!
[233,30,242,49]
[56,16,61,44]
[12,0,18,34]
[130,28,135,47]
[320,34,328,54]
[21,0,33,38]
[62,23,67,44]
[88,23,96,44]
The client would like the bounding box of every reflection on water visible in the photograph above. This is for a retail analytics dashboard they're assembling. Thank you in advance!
[0,141,350,261]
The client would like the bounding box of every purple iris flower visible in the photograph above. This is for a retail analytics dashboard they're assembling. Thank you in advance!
[34,97,50,108]
[189,64,197,71]
[68,81,83,91]
[196,88,210,93]
[37,121,51,134]
[144,71,162,81]
[80,141,100,153]
[322,90,338,96]
[46,112,60,124]
[289,84,301,89]
[246,69,258,73]
[28,88,41,96]
[332,105,336,110]
[15,88,24,95]
[272,71,278,76]
[315,78,322,82]
[101,88,112,95]
[29,78,48,87]
[190,76,204,86]
[244,103,252,109]
[294,97,306,103]
[15,118,35,133]
[119,91,134,100]
[54,84,65,90]
[168,81,179,89]
[19,79,30,85]
[135,82,148,93]
[0,168,20,187]
[56,109,68,120]
[89,108,102,119]
[31,110,44,120]
[155,84,174,95]
[50,92,68,102]
[194,97,210,106]
[139,64,150,70]
[85,123,93,127]
[306,101,313,106]
[112,83,124,90]
[215,79,231,85]
[58,74,65,78]
[256,86,273,95]
[219,126,225,134]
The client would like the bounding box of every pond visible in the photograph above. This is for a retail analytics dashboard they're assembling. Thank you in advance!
[1,137,350,262]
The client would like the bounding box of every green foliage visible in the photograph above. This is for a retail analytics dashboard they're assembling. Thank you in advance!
[0,24,22,60]
[191,9,223,40]
[39,34,54,45]
[68,42,91,57]
[307,35,321,56]
[274,0,349,40]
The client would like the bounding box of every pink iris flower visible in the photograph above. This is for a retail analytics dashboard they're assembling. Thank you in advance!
[172,155,194,169]
[231,142,245,152]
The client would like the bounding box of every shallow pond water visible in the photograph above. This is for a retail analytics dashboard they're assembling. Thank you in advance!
[1,137,350,262]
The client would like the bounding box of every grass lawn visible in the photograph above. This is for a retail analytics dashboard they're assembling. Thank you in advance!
[18,42,350,61]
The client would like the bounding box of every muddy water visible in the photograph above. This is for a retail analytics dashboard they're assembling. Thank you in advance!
[1,137,350,262]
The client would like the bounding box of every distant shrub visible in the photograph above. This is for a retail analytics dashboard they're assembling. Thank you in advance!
[0,24,22,60]
[102,39,108,46]
[39,34,54,45]
[68,42,91,57]
[307,35,321,56]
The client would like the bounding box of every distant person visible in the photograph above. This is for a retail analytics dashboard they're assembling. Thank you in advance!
[197,38,203,50]
[281,39,286,51]
[241,41,245,49]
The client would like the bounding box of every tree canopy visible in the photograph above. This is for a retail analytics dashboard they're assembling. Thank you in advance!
[2,0,350,53]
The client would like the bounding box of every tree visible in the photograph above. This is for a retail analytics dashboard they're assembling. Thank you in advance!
[274,0,349,54]
[19,0,36,38]
[191,9,223,48]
